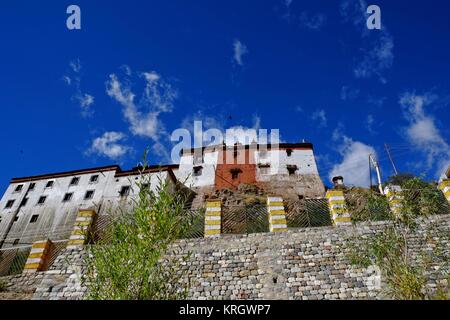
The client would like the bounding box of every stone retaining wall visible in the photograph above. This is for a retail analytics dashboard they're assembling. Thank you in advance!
[1,214,449,300]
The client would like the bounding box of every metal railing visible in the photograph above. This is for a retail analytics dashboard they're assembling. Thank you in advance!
[222,204,269,235]
[285,198,332,228]
[0,245,31,277]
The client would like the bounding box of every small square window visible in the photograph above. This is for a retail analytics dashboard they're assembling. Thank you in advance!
[46,181,54,188]
[287,165,298,176]
[5,200,15,209]
[193,166,203,177]
[20,197,28,207]
[30,215,39,223]
[63,193,73,202]
[141,184,150,191]
[84,190,95,200]
[14,215,19,222]
[230,169,242,180]
[70,177,80,186]
[286,149,293,157]
[37,196,47,205]
[13,239,19,245]
[119,186,131,197]
[28,183,36,191]
[90,175,99,183]
[14,185,23,192]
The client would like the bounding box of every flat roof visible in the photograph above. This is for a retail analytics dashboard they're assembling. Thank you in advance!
[10,164,180,184]
[181,142,314,155]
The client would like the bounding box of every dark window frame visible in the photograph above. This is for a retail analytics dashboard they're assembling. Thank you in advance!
[5,200,15,209]
[37,196,47,205]
[30,215,39,223]
[90,175,99,183]
[14,184,24,192]
[70,177,80,186]
[45,181,55,188]
[63,193,73,202]
[84,190,95,200]
[119,186,131,197]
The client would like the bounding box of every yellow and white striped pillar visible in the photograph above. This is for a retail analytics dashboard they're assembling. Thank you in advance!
[23,239,53,273]
[205,200,221,237]
[325,190,352,226]
[384,185,403,216]
[67,209,96,250]
[438,180,450,203]
[267,197,288,232]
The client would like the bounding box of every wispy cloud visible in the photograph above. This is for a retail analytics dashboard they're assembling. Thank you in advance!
[106,68,177,141]
[233,39,248,66]
[365,114,377,135]
[86,131,132,161]
[340,0,394,83]
[341,85,360,101]
[399,91,450,177]
[299,12,327,30]
[63,59,95,117]
[311,109,328,128]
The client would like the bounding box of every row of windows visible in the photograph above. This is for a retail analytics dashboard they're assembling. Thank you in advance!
[4,190,96,209]
[192,164,300,178]
[3,185,133,210]
[13,175,100,193]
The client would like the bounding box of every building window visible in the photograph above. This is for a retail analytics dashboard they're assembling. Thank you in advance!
[90,175,99,183]
[63,193,73,202]
[286,149,293,157]
[258,164,271,175]
[5,200,15,209]
[119,186,131,197]
[28,183,36,191]
[84,190,95,200]
[30,215,39,223]
[14,216,19,222]
[20,197,28,207]
[45,181,54,188]
[230,169,242,180]
[70,177,80,186]
[287,165,298,176]
[14,184,24,192]
[141,183,149,191]
[13,239,19,246]
[193,166,203,177]
[37,196,47,205]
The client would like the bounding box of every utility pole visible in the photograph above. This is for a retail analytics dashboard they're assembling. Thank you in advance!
[369,154,384,195]
[385,143,399,176]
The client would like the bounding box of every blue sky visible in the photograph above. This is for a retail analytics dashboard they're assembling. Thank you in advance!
[0,0,449,194]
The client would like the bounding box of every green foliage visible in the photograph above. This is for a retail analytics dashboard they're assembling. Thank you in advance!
[83,151,193,300]
[348,223,449,300]
[346,189,392,222]
[399,177,448,221]
[386,173,415,186]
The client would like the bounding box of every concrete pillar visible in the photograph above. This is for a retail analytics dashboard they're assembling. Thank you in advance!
[325,190,352,226]
[267,197,288,232]
[67,209,96,250]
[384,185,403,216]
[438,180,450,203]
[23,239,53,273]
[205,200,221,237]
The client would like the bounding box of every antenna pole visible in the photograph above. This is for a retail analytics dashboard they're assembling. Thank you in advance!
[385,143,399,176]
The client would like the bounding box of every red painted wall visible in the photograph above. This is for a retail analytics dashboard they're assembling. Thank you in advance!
[215,148,257,190]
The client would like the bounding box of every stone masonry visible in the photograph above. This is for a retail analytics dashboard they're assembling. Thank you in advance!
[1,214,449,300]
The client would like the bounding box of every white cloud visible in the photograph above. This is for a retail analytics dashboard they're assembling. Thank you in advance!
[64,59,95,117]
[329,124,376,186]
[340,0,394,83]
[366,114,376,135]
[233,39,248,66]
[106,70,177,141]
[87,132,132,160]
[400,92,450,176]
[311,109,328,128]
[329,136,377,187]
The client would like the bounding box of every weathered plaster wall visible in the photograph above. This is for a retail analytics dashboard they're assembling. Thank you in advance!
[2,214,448,300]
